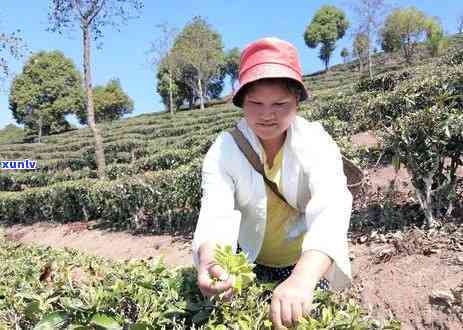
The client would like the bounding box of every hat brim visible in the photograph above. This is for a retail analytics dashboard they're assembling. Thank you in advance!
[232,62,308,108]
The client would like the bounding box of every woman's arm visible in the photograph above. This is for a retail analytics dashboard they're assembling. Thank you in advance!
[292,121,353,289]
[192,132,242,270]
[290,249,333,285]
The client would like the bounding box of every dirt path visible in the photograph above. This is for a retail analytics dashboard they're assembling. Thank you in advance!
[3,221,193,268]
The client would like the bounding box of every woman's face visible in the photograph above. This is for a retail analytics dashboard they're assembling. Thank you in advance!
[243,81,298,143]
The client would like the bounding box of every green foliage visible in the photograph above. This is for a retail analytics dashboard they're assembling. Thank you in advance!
[207,65,227,100]
[440,46,463,66]
[8,50,85,136]
[0,169,96,192]
[76,79,134,124]
[319,42,336,70]
[304,5,349,70]
[379,7,444,63]
[321,62,463,134]
[1,33,463,234]
[0,161,203,233]
[355,70,412,93]
[0,124,24,144]
[424,17,448,57]
[384,106,463,227]
[340,47,349,63]
[156,25,227,112]
[224,47,240,92]
[353,32,369,62]
[132,149,197,173]
[156,53,184,111]
[171,16,225,110]
[0,235,400,329]
[213,245,256,296]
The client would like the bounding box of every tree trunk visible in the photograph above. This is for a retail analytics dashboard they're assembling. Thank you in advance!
[198,76,204,110]
[404,35,412,64]
[83,26,106,179]
[38,114,42,144]
[415,175,437,228]
[367,50,373,79]
[168,71,174,115]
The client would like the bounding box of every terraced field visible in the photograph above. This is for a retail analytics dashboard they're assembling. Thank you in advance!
[0,33,462,329]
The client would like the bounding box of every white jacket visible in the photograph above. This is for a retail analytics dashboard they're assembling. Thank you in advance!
[191,115,353,290]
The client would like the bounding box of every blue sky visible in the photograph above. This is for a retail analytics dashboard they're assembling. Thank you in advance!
[0,0,461,129]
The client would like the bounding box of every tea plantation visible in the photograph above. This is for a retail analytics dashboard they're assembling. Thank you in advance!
[0,33,462,328]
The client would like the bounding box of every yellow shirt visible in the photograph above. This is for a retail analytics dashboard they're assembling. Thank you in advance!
[255,146,304,267]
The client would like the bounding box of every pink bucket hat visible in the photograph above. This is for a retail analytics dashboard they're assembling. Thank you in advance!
[232,37,309,108]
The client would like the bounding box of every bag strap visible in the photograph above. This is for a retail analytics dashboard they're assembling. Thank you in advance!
[229,126,290,206]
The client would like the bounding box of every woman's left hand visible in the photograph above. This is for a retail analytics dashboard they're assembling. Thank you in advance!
[269,274,317,329]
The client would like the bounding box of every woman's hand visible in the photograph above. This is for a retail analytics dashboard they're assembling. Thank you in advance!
[270,274,317,329]
[197,263,234,302]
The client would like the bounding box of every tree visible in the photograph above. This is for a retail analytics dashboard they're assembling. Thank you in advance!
[386,106,463,228]
[149,22,180,115]
[156,56,225,111]
[170,16,225,111]
[340,47,350,64]
[379,7,435,64]
[1,25,26,85]
[424,17,448,57]
[9,51,85,142]
[224,47,240,94]
[75,78,133,124]
[0,123,24,144]
[353,32,370,72]
[156,56,182,112]
[350,0,389,79]
[457,14,463,34]
[304,5,349,71]
[206,65,226,100]
[48,0,143,178]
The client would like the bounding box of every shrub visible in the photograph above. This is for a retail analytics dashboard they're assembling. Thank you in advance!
[355,70,412,93]
[0,160,202,233]
[0,235,400,329]
[383,105,463,227]
[440,47,463,66]
[133,149,197,173]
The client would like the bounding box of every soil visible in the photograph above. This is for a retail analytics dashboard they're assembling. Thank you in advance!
[348,226,463,330]
[4,221,193,269]
[2,131,462,329]
[351,130,382,150]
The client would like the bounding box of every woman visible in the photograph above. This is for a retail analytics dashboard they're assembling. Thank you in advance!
[192,37,353,329]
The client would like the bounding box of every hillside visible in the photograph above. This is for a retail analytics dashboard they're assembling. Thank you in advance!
[0,33,462,225]
[303,33,463,98]
[0,33,462,329]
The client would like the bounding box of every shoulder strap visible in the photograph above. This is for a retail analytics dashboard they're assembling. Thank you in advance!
[229,126,290,206]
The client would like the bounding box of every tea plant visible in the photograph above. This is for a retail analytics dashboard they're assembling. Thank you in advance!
[0,233,400,329]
